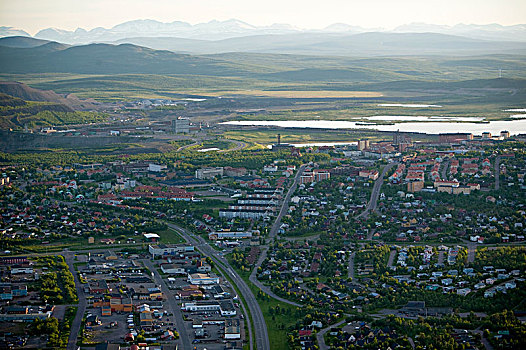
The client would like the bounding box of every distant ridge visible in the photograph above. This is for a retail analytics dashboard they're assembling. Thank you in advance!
[108,32,526,56]
[0,26,30,38]
[0,36,525,77]
[0,36,50,48]
[394,22,526,41]
[0,42,242,75]
[9,19,524,44]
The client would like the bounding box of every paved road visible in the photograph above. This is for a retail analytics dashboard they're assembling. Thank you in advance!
[356,162,397,219]
[348,251,355,280]
[441,160,450,180]
[467,242,476,263]
[269,164,306,238]
[438,251,445,265]
[65,253,86,350]
[219,139,247,152]
[283,233,320,242]
[17,213,261,350]
[495,156,501,190]
[176,140,198,152]
[460,239,477,264]
[142,259,189,350]
[317,319,346,350]
[408,337,415,349]
[166,222,268,350]
[387,249,397,268]
[248,165,307,308]
[473,329,494,350]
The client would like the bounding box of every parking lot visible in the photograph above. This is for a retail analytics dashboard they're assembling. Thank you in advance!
[86,308,129,344]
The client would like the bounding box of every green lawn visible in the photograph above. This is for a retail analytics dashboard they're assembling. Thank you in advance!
[155,227,186,244]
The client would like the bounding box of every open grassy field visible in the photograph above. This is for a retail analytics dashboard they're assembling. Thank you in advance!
[157,227,186,244]
[205,90,383,98]
[0,73,278,101]
[1,68,524,106]
[229,100,525,122]
[223,129,394,145]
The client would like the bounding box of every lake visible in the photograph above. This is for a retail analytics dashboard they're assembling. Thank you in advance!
[364,116,484,122]
[222,119,526,135]
[378,104,443,108]
[267,141,358,148]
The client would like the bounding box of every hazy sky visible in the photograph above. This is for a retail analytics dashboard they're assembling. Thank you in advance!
[1,0,525,35]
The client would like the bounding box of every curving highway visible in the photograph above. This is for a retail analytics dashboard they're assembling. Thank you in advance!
[166,222,269,350]
[219,139,247,152]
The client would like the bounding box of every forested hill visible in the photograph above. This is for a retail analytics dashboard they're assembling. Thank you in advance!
[0,93,106,130]
[0,81,100,110]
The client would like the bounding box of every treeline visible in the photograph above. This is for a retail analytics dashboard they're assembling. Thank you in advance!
[33,256,77,304]
[0,95,108,130]
[474,246,526,270]
[0,102,70,117]
[17,110,108,129]
[0,146,330,170]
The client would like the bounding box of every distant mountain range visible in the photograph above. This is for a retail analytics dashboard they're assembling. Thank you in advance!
[392,23,526,41]
[2,19,526,44]
[1,34,525,82]
[33,19,304,43]
[0,26,30,38]
[1,31,525,61]
[110,32,526,56]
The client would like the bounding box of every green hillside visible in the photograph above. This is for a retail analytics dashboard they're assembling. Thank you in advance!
[0,41,525,105]
[0,93,107,130]
[0,43,243,75]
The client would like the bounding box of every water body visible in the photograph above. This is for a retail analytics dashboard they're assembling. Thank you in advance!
[289,141,358,147]
[504,108,526,112]
[183,98,207,102]
[222,120,526,135]
[510,114,526,119]
[365,116,484,122]
[378,104,443,108]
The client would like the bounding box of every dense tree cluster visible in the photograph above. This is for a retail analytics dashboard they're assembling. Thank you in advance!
[33,256,78,304]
